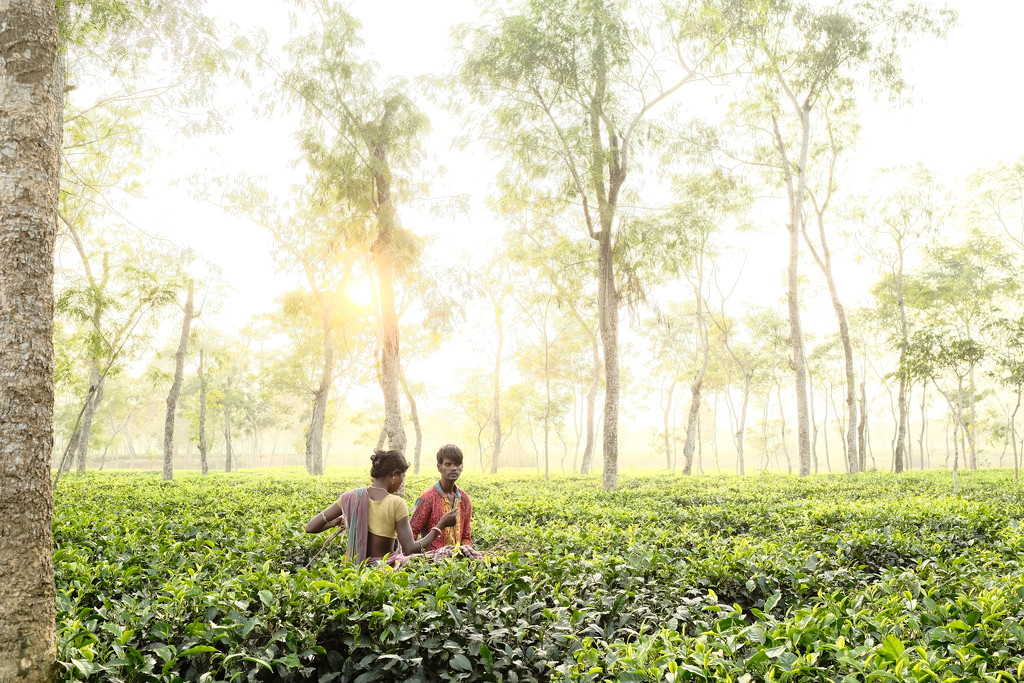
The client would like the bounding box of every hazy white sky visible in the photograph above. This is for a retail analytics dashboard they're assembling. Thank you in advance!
[129,0,1024,374]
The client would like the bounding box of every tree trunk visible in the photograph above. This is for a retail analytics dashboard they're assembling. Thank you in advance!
[1012,389,1021,483]
[491,297,503,473]
[736,374,751,476]
[952,381,963,496]
[224,402,235,473]
[371,139,406,455]
[967,364,978,470]
[163,280,194,481]
[682,273,710,475]
[400,371,422,474]
[808,370,818,473]
[579,334,600,474]
[894,262,910,472]
[198,349,209,476]
[802,202,858,474]
[776,110,813,476]
[663,379,676,469]
[778,383,792,474]
[0,0,61,677]
[858,379,868,472]
[74,362,105,471]
[598,228,619,490]
[305,344,332,475]
[822,387,831,472]
[919,383,929,469]
[543,334,551,481]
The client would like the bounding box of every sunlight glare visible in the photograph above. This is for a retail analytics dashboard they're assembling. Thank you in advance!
[346,278,374,307]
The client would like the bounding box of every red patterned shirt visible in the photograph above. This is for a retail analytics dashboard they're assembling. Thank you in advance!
[409,482,473,552]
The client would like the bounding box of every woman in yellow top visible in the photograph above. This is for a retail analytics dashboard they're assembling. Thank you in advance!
[305,450,457,563]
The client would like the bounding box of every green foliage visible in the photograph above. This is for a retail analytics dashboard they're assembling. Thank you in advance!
[55,469,1024,681]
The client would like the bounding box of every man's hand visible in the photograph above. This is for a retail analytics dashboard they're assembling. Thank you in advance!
[439,510,458,528]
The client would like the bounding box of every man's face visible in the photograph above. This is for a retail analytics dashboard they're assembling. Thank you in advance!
[438,457,462,483]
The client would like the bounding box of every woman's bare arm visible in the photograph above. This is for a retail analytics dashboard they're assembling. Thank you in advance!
[305,502,346,533]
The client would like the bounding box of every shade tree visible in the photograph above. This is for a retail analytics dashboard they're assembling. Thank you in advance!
[273,0,434,457]
[855,164,944,472]
[458,0,741,489]
[711,0,954,475]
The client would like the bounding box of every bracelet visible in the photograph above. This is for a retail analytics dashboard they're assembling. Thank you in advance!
[430,526,442,535]
[320,512,329,524]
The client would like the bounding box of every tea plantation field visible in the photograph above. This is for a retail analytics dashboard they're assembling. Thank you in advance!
[54,470,1024,682]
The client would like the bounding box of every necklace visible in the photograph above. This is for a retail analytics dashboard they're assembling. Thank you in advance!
[367,485,389,492]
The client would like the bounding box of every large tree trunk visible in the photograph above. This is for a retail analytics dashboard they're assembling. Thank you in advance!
[371,139,406,455]
[597,228,619,490]
[776,111,813,476]
[579,334,600,474]
[400,371,422,474]
[858,379,868,472]
[967,365,978,470]
[736,374,751,476]
[681,277,710,475]
[0,1,61,677]
[305,345,332,475]
[952,382,963,496]
[893,248,910,472]
[681,386,702,475]
[808,372,818,473]
[224,401,234,473]
[802,214,859,474]
[543,337,551,481]
[663,379,676,469]
[163,280,194,481]
[197,349,209,476]
[489,296,501,473]
[1012,389,1021,483]
[74,361,104,471]
[895,374,909,473]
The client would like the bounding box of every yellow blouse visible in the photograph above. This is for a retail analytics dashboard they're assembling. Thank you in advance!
[366,494,408,539]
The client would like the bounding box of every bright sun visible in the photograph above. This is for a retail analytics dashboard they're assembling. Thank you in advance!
[345,278,375,307]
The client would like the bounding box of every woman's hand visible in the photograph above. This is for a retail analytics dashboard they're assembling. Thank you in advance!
[439,510,458,529]
[324,515,347,531]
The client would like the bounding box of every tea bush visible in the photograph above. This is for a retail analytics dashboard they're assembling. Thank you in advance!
[54,469,1024,681]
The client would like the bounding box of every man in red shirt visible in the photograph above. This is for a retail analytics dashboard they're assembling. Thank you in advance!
[410,444,481,556]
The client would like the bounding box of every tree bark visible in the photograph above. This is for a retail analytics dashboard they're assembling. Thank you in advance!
[598,227,619,490]
[966,364,978,470]
[682,274,710,475]
[490,297,503,473]
[400,371,422,474]
[858,379,868,472]
[802,203,858,474]
[74,362,104,471]
[1012,389,1021,483]
[371,136,406,455]
[774,111,812,476]
[163,280,194,481]
[579,334,600,475]
[663,379,676,469]
[893,245,910,473]
[197,348,208,476]
[0,0,61,677]
[305,344,331,475]
[543,325,552,481]
[223,400,234,473]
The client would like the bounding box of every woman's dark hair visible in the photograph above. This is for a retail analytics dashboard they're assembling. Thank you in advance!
[370,449,409,479]
[436,444,464,466]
